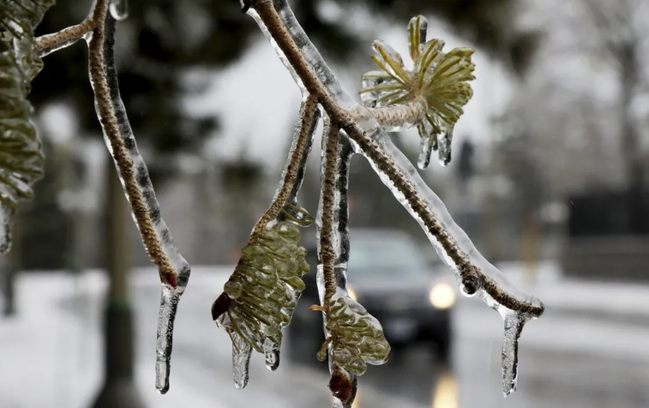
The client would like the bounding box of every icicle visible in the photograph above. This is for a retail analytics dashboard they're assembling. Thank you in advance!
[263,338,280,371]
[155,284,179,393]
[86,11,191,394]
[109,0,129,21]
[232,332,253,389]
[417,136,435,170]
[500,311,530,397]
[438,128,454,167]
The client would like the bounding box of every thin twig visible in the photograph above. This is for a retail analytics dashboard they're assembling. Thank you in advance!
[35,19,94,57]
[320,118,340,310]
[248,94,319,243]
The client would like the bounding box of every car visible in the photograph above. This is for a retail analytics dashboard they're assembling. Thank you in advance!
[285,228,457,366]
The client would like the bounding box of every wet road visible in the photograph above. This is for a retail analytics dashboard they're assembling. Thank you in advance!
[62,271,649,408]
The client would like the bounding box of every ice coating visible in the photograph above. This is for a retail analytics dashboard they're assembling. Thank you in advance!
[247,1,349,105]
[263,338,280,371]
[35,21,91,58]
[348,107,544,314]
[36,34,83,58]
[326,291,391,375]
[109,0,129,21]
[247,11,307,94]
[248,1,543,395]
[500,311,530,397]
[155,284,179,393]
[86,10,191,393]
[232,331,253,389]
[252,1,542,313]
[438,129,453,167]
[265,95,320,218]
[417,135,435,169]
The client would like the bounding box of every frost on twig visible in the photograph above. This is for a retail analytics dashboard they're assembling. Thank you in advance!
[246,0,544,398]
[211,95,319,387]
[33,0,191,394]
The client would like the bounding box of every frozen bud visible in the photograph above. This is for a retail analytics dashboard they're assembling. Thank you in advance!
[211,292,232,321]
[329,370,353,404]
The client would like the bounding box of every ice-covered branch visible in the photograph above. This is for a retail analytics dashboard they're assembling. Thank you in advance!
[314,120,390,407]
[246,0,544,396]
[317,118,339,311]
[36,20,94,57]
[85,0,190,394]
[249,94,319,242]
[35,0,129,58]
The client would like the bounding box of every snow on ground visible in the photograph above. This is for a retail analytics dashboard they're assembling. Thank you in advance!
[0,269,229,408]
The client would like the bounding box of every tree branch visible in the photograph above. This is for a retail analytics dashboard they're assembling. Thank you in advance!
[250,0,543,317]
[249,94,319,242]
[35,19,94,57]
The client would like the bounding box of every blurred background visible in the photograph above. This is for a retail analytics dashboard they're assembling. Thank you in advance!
[3,0,649,407]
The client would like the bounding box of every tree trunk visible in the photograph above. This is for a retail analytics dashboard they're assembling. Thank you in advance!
[90,160,145,408]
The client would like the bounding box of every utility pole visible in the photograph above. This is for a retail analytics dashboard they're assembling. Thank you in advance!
[90,161,145,408]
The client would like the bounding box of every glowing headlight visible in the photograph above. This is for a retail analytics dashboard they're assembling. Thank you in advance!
[347,285,358,302]
[429,282,455,309]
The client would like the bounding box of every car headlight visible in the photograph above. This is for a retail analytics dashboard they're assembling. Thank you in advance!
[347,285,358,302]
[429,282,455,309]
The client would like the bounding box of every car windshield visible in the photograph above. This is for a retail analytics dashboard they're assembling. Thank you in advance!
[347,237,429,277]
